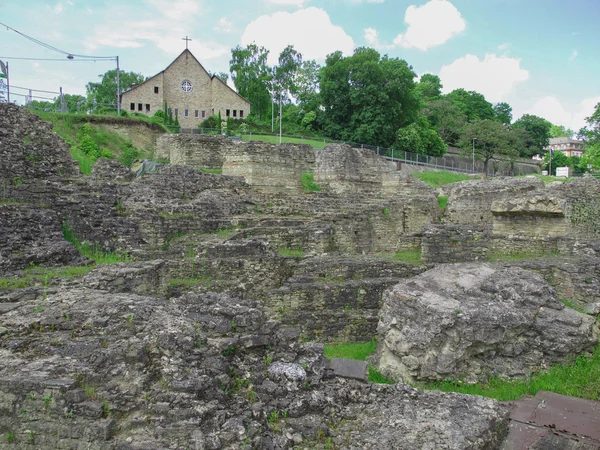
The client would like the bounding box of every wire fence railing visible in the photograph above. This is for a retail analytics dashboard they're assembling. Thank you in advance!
[184,127,545,176]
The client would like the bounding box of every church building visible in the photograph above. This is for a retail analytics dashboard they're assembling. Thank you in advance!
[120,48,250,130]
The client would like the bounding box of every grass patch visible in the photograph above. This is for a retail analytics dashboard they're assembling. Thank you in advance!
[413,170,475,187]
[278,248,305,258]
[519,174,576,184]
[61,222,131,264]
[168,275,212,289]
[324,340,395,384]
[0,265,94,291]
[241,133,326,148]
[301,172,321,193]
[560,298,587,314]
[394,249,422,265]
[437,195,448,210]
[199,168,223,174]
[487,250,558,262]
[422,343,600,401]
[32,112,154,175]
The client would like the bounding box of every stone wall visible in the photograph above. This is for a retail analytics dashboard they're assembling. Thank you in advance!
[422,224,490,264]
[266,256,428,342]
[443,177,544,225]
[156,134,240,168]
[222,142,316,194]
[0,204,84,275]
[0,103,78,188]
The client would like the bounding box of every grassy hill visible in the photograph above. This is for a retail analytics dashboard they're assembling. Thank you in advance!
[33,111,169,174]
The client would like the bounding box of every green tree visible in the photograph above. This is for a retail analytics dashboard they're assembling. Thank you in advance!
[230,43,272,120]
[86,69,145,113]
[580,102,600,170]
[550,124,573,138]
[295,59,321,111]
[394,117,446,156]
[493,102,513,125]
[209,71,229,83]
[446,88,495,122]
[542,150,569,175]
[416,74,442,100]
[320,47,420,147]
[512,114,552,157]
[459,119,517,174]
[421,97,467,145]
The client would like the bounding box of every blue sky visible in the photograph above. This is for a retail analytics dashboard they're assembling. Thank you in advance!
[1,0,599,130]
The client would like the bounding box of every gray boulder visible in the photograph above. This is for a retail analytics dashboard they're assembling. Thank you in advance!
[370,262,599,383]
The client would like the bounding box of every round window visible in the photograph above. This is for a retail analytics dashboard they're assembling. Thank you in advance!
[181,80,193,92]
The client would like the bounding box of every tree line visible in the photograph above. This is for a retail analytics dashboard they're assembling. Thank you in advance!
[26,44,600,172]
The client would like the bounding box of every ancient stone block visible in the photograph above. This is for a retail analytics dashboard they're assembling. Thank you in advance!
[371,262,599,383]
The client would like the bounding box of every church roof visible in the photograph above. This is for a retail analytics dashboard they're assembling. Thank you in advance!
[120,49,250,104]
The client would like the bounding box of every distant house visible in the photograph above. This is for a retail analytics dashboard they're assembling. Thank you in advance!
[120,49,250,129]
[545,137,586,157]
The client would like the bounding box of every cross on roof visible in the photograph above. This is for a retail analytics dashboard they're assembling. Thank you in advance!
[182,36,192,50]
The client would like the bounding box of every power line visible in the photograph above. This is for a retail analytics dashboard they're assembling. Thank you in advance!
[0,21,116,60]
[10,85,61,94]
[0,56,107,62]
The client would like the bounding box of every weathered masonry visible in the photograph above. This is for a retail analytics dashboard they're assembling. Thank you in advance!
[120,49,250,129]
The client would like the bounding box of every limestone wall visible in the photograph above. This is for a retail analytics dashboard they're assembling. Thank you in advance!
[156,134,240,168]
[222,142,316,194]
[421,224,490,264]
[443,177,544,225]
[121,72,164,116]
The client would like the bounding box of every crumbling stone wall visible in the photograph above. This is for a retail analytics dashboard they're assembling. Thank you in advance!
[0,204,84,275]
[422,224,490,264]
[156,134,240,168]
[223,142,315,194]
[266,256,428,342]
[443,177,544,225]
[0,103,78,189]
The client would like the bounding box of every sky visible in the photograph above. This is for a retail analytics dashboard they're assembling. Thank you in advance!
[1,0,599,130]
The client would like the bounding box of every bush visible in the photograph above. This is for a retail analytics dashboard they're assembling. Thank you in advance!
[153,109,165,120]
[200,115,219,130]
[119,142,140,167]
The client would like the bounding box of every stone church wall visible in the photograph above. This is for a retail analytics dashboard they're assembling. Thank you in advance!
[211,77,249,120]
[121,73,164,116]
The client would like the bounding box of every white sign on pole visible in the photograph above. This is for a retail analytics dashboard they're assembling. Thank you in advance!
[555,167,571,178]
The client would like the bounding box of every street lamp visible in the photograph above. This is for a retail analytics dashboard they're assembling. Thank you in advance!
[472,138,477,173]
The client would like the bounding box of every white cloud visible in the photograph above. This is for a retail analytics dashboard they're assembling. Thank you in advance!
[53,2,64,14]
[214,17,233,33]
[363,27,393,50]
[393,0,465,51]
[265,0,310,6]
[241,7,355,65]
[569,49,578,62]
[497,42,511,52]
[439,53,529,103]
[86,0,228,59]
[522,96,600,131]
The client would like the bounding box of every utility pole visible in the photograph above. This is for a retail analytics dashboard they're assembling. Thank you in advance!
[6,61,9,103]
[279,99,282,144]
[116,56,121,115]
[472,138,477,173]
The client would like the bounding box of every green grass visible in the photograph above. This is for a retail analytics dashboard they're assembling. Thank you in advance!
[394,249,422,265]
[278,248,305,258]
[0,265,94,291]
[32,112,154,175]
[168,275,212,289]
[560,298,587,314]
[199,168,223,174]
[422,343,600,401]
[301,172,321,193]
[487,250,558,262]
[61,222,131,264]
[324,340,395,384]
[413,170,476,187]
[241,133,326,148]
[437,195,448,210]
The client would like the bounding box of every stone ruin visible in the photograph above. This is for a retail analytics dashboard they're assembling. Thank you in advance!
[1,102,599,448]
